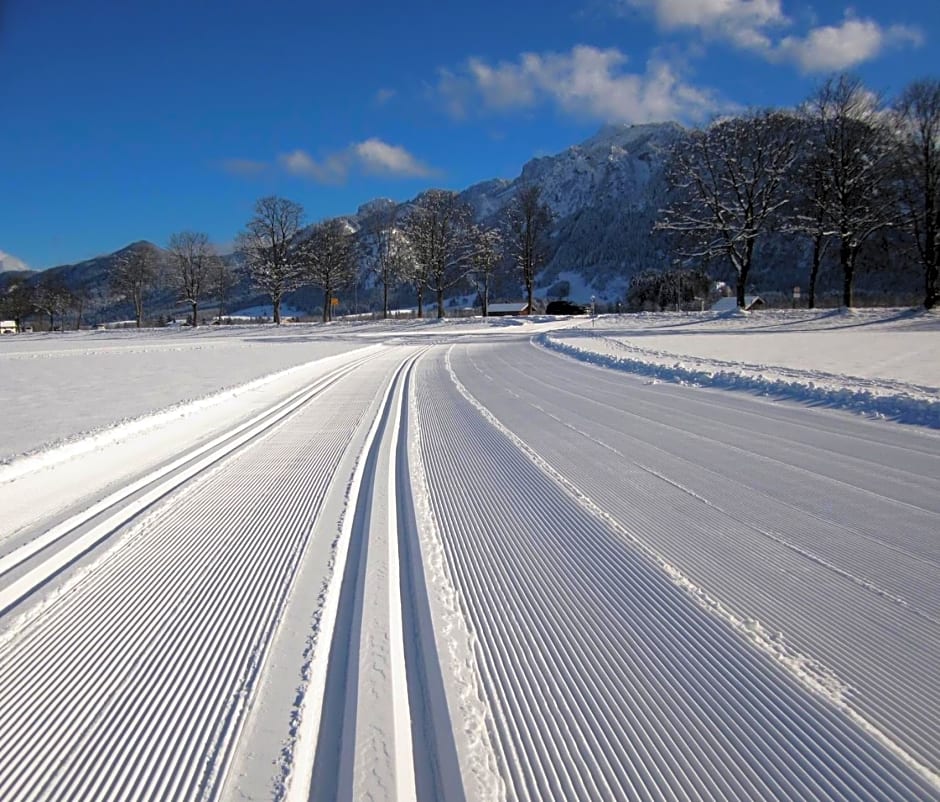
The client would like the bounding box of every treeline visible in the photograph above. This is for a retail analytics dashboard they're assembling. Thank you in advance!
[654,74,940,310]
[234,186,554,325]
[0,186,556,330]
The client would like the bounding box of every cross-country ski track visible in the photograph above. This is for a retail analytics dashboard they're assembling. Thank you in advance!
[0,331,938,801]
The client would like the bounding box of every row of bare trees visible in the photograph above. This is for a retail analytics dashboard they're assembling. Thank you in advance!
[107,234,230,328]
[3,183,554,330]
[236,184,554,324]
[1,273,98,331]
[657,74,940,309]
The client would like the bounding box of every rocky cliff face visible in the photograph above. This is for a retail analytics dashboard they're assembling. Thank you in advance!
[457,122,684,301]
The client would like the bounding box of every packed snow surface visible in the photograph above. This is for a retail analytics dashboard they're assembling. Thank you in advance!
[0,310,938,801]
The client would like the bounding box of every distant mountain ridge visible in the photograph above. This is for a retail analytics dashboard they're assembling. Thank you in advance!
[2,121,922,322]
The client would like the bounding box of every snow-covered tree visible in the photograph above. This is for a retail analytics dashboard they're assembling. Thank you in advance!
[167,230,217,327]
[360,201,407,319]
[32,275,72,331]
[211,257,238,320]
[0,281,34,332]
[784,118,834,309]
[302,217,357,322]
[656,110,799,308]
[402,190,474,318]
[627,267,710,311]
[237,196,306,325]
[893,78,940,309]
[506,184,552,312]
[468,224,503,316]
[110,243,161,327]
[803,75,901,308]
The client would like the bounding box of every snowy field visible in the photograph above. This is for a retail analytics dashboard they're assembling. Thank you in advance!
[0,310,938,801]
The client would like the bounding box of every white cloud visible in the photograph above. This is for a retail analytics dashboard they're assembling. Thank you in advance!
[616,0,923,70]
[374,88,397,105]
[278,139,436,184]
[775,17,924,73]
[620,0,786,49]
[0,250,31,273]
[437,45,727,123]
[353,139,434,177]
[278,149,348,184]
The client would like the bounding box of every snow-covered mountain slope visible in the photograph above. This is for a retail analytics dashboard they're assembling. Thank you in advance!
[459,123,683,300]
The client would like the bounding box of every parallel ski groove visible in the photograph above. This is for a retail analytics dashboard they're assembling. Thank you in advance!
[457,342,940,774]
[414,353,938,801]
[0,356,396,801]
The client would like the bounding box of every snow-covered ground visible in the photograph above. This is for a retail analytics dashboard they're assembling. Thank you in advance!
[0,310,938,801]
[541,307,940,428]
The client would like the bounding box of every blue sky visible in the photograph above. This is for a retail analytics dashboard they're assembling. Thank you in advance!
[1,0,937,270]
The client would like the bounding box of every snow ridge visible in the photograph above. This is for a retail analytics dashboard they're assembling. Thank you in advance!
[537,332,940,429]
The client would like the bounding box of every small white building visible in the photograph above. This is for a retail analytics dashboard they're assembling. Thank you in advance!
[1,320,17,334]
[711,296,764,313]
[487,302,531,317]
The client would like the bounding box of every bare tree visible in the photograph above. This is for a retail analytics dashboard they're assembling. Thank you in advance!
[361,201,407,319]
[803,75,901,308]
[110,243,161,327]
[70,280,98,330]
[237,196,306,325]
[785,118,833,309]
[212,257,238,321]
[627,267,711,312]
[506,185,552,312]
[302,218,357,322]
[469,224,503,316]
[402,190,475,318]
[0,281,35,332]
[32,275,72,331]
[656,110,799,308]
[167,231,216,327]
[894,78,940,309]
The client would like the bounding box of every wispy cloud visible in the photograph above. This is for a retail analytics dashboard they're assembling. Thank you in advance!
[614,0,922,71]
[374,87,397,105]
[436,45,728,123]
[278,149,349,183]
[219,158,268,177]
[278,139,438,184]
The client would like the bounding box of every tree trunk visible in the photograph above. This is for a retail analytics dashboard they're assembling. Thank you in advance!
[437,287,445,318]
[191,302,199,328]
[526,280,534,315]
[322,289,330,323]
[382,281,389,319]
[840,238,854,308]
[482,276,489,317]
[416,289,424,319]
[925,203,938,309]
[808,233,823,310]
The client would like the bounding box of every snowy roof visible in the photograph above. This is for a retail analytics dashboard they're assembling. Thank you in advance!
[711,296,763,312]
[488,302,530,313]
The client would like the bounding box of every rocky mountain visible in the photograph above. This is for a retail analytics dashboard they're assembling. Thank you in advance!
[468,123,682,301]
